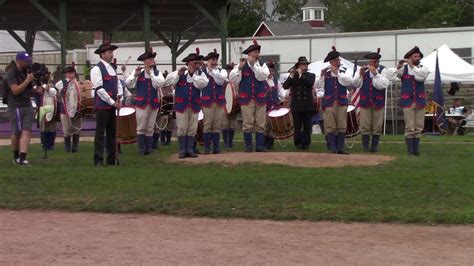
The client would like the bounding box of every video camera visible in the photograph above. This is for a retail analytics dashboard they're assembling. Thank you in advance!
[27,63,50,86]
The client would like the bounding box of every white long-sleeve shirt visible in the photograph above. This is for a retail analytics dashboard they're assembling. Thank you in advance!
[36,83,57,98]
[125,68,165,90]
[266,78,286,101]
[54,78,77,94]
[206,67,228,86]
[397,63,430,82]
[163,69,209,89]
[316,67,356,91]
[90,59,124,106]
[229,60,270,84]
[353,66,391,90]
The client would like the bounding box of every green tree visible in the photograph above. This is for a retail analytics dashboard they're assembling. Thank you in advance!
[271,0,306,21]
[322,0,473,32]
[228,0,266,37]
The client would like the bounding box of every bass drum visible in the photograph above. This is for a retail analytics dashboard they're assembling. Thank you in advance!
[78,80,94,117]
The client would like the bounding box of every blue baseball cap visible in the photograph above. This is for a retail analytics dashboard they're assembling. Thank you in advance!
[16,52,32,63]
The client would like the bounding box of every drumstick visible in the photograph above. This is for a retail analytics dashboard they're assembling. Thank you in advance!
[115,96,122,165]
[124,55,132,66]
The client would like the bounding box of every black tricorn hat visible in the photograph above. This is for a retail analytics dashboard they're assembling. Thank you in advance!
[225,63,234,71]
[324,46,340,62]
[293,56,310,68]
[404,46,424,59]
[62,66,76,73]
[94,42,118,54]
[242,39,261,55]
[266,60,275,69]
[182,47,204,63]
[364,48,382,60]
[137,47,157,61]
[203,49,219,61]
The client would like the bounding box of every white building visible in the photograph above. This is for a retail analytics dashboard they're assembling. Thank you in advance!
[0,30,60,53]
[85,26,474,74]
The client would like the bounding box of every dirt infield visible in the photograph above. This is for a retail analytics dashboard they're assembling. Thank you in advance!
[169,151,395,168]
[0,210,473,265]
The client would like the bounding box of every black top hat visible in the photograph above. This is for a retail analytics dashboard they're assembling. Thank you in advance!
[364,48,382,60]
[293,56,310,68]
[94,42,118,54]
[62,66,76,73]
[137,47,157,61]
[404,46,424,59]
[203,49,220,61]
[324,46,340,62]
[182,48,204,63]
[242,39,261,55]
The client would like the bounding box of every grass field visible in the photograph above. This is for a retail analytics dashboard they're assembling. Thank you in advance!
[1,134,473,224]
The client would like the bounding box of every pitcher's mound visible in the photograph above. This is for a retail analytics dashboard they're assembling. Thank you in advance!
[169,152,395,168]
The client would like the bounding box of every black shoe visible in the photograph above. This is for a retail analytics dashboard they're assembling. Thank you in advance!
[337,150,350,155]
[186,152,198,158]
[94,161,104,167]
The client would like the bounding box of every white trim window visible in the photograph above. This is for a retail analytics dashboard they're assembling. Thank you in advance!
[303,10,311,21]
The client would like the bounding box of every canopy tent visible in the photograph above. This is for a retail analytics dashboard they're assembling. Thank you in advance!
[421,44,474,84]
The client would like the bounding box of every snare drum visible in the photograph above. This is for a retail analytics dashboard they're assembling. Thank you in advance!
[346,104,360,138]
[116,107,137,144]
[159,85,174,116]
[78,80,94,117]
[224,82,240,115]
[267,107,294,140]
[64,80,80,118]
[42,92,57,122]
[196,110,204,144]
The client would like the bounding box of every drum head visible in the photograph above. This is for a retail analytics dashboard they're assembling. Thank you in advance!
[268,107,290,117]
[65,82,78,118]
[347,104,356,112]
[224,83,234,114]
[118,107,136,116]
[43,95,56,122]
[198,110,204,121]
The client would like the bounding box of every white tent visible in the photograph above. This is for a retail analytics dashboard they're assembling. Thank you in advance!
[421,44,474,84]
[307,57,361,78]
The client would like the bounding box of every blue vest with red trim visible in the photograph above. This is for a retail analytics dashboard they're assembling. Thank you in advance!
[174,74,201,113]
[399,65,427,109]
[322,69,349,108]
[238,62,266,106]
[358,66,386,109]
[201,68,226,107]
[266,78,279,112]
[134,69,160,109]
[94,62,118,110]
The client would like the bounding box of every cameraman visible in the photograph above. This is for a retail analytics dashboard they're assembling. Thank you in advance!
[5,52,35,166]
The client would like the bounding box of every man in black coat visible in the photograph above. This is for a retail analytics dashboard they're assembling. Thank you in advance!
[283,56,316,150]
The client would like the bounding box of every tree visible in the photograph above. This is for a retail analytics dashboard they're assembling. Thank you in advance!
[271,0,306,22]
[321,0,474,32]
[228,0,266,37]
